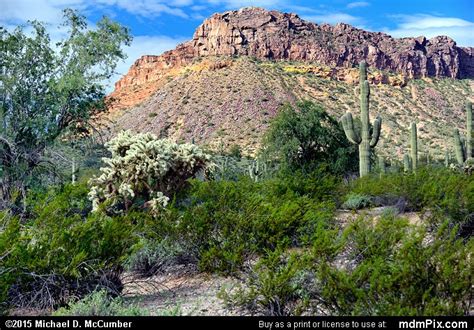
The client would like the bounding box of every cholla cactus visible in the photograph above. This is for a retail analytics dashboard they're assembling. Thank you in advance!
[88,130,211,213]
[248,159,267,182]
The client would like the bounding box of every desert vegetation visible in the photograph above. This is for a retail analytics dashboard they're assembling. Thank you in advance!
[0,9,473,318]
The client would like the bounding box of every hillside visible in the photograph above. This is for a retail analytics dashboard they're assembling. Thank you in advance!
[105,7,474,160]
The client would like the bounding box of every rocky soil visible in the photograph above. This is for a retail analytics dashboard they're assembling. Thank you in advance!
[105,56,473,159]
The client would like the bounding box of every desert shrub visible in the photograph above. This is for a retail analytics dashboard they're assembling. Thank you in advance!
[124,237,193,277]
[220,248,310,316]
[88,130,211,213]
[341,193,372,210]
[315,217,473,315]
[164,171,337,274]
[345,167,473,232]
[0,183,139,312]
[263,101,357,174]
[53,290,148,316]
[225,215,473,316]
[228,144,242,159]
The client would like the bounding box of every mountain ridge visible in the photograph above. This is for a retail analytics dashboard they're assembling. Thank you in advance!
[104,7,473,160]
[109,7,473,112]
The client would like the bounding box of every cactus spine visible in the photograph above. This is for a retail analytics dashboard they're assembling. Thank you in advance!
[453,102,473,165]
[341,61,382,177]
[410,122,418,171]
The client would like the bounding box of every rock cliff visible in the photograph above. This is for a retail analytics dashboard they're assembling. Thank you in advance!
[109,7,473,111]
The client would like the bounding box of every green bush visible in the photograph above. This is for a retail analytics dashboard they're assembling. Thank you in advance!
[315,217,473,315]
[341,193,373,210]
[220,248,309,316]
[0,183,139,312]
[139,168,338,274]
[225,215,473,316]
[263,101,357,174]
[345,167,473,233]
[53,290,149,316]
[124,237,191,277]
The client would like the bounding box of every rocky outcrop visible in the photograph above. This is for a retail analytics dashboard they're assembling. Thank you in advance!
[110,7,473,110]
[189,7,471,78]
[459,47,474,79]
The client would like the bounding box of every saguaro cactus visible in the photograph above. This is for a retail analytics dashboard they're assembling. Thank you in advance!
[378,155,386,176]
[453,102,473,165]
[341,61,382,177]
[403,154,412,172]
[410,122,418,171]
[445,150,450,167]
[453,129,465,165]
[467,101,472,159]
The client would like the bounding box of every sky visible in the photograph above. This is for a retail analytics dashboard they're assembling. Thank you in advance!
[1,0,473,89]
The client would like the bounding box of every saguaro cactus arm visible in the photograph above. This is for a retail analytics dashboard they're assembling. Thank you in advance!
[341,113,361,144]
[370,116,382,147]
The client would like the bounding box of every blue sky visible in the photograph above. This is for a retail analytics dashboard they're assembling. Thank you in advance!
[1,0,473,86]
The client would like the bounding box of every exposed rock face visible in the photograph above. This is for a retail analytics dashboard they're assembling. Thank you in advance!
[110,7,473,110]
[459,47,474,79]
[190,8,472,78]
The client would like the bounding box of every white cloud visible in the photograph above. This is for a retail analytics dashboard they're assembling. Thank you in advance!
[95,0,189,18]
[385,14,474,47]
[204,0,286,9]
[346,2,369,9]
[0,0,86,26]
[303,13,362,25]
[0,0,195,25]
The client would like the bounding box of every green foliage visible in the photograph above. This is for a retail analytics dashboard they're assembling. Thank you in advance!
[0,182,139,311]
[124,237,190,277]
[0,9,131,210]
[53,290,149,316]
[344,167,473,233]
[140,168,338,274]
[263,100,357,174]
[341,193,373,210]
[228,144,242,159]
[226,215,473,316]
[221,248,308,316]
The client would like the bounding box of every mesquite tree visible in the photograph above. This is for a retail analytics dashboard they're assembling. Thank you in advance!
[0,9,131,211]
[341,61,382,177]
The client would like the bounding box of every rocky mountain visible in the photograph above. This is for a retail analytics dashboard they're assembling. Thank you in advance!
[105,7,474,159]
